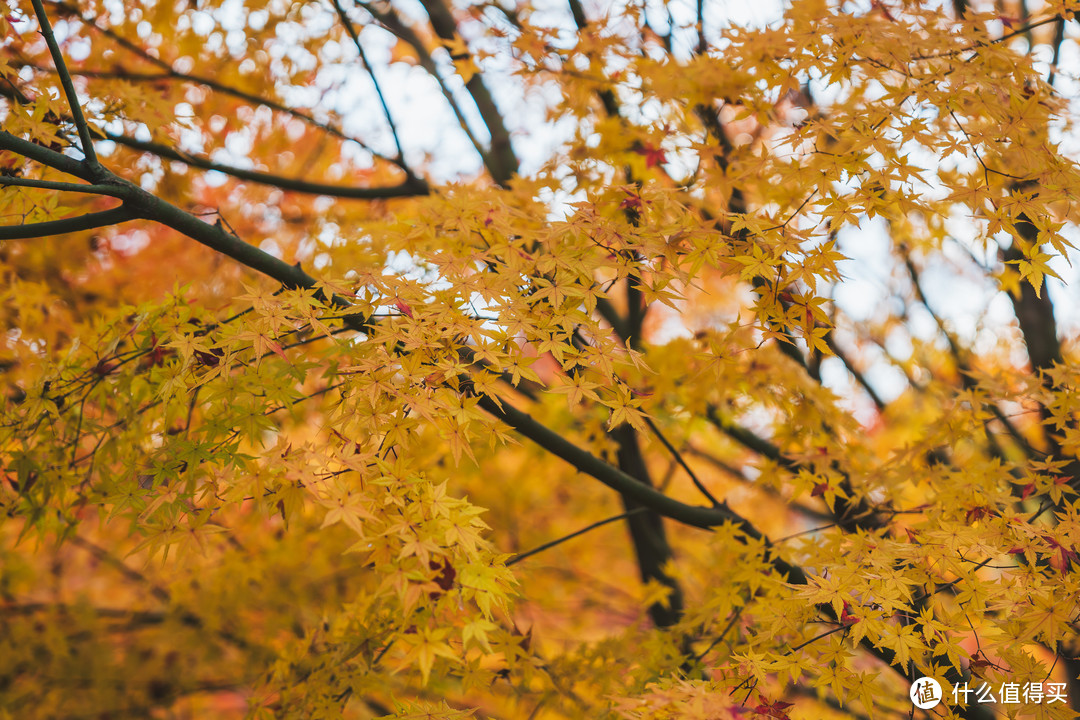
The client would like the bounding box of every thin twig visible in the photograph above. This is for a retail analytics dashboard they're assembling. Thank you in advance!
[29,0,99,165]
[101,132,429,199]
[329,0,408,165]
[357,1,492,174]
[507,507,649,566]
[692,606,743,662]
[910,15,1061,61]
[643,416,720,506]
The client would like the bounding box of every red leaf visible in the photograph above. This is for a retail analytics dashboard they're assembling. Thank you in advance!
[633,142,667,168]
[194,347,224,367]
[394,300,414,318]
[265,339,288,361]
[428,559,456,597]
[969,652,993,674]
[93,359,117,376]
[1056,547,1077,574]
[965,505,995,523]
[751,696,794,719]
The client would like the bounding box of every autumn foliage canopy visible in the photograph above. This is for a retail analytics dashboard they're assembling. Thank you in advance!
[3,0,1080,717]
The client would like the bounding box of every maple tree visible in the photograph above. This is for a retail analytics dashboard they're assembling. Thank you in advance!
[2,0,1080,717]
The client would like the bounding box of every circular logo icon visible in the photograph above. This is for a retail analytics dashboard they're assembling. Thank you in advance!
[910,677,943,709]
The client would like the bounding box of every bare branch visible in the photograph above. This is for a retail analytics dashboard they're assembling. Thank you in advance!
[29,0,99,166]
[102,132,429,199]
[419,0,520,185]
[823,333,886,412]
[18,60,404,169]
[0,129,96,180]
[0,175,127,197]
[507,507,649,566]
[357,1,493,176]
[642,415,720,507]
[0,205,134,240]
[329,0,409,166]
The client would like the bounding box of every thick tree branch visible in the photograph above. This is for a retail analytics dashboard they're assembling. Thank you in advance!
[112,179,362,301]
[474,396,994,717]
[476,394,759,533]
[611,422,685,628]
[1001,239,1062,376]
[418,0,519,186]
[0,129,96,180]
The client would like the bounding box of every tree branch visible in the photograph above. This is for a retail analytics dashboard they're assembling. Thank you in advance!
[476,393,760,533]
[507,507,648,566]
[823,332,886,412]
[0,205,135,240]
[18,60,404,169]
[357,1,493,178]
[0,85,426,199]
[41,0,404,168]
[685,444,834,523]
[705,405,800,473]
[29,0,99,166]
[643,415,720,507]
[418,0,519,185]
[0,175,127,197]
[0,129,97,180]
[102,132,429,199]
[329,0,409,166]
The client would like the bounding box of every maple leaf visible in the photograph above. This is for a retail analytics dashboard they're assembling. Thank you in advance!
[751,695,794,719]
[632,142,667,168]
[840,601,860,626]
[4,0,1080,715]
[428,558,457,596]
